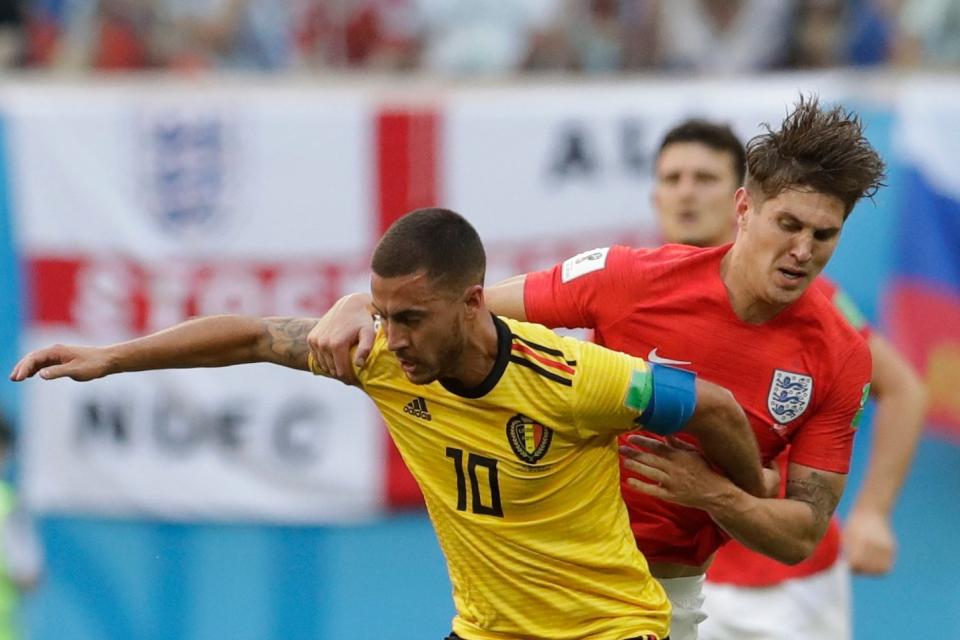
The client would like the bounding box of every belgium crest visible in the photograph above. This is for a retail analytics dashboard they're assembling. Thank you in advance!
[506,414,553,464]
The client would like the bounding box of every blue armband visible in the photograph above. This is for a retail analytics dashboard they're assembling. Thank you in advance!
[638,363,697,435]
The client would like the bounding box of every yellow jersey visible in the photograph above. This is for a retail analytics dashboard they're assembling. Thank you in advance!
[311,315,669,640]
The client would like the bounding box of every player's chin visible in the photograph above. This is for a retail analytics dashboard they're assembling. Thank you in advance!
[769,279,810,304]
[771,288,804,306]
[404,368,438,386]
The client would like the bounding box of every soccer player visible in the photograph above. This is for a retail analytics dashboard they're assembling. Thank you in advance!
[307,97,887,639]
[650,118,926,639]
[11,208,769,640]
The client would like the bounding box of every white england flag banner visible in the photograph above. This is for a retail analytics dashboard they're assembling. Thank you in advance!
[5,84,384,522]
[3,77,856,521]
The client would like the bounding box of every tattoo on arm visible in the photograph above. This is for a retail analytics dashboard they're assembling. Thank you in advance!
[262,317,314,370]
[786,472,840,531]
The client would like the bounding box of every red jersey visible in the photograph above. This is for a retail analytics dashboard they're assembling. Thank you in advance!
[524,244,872,566]
[708,276,874,586]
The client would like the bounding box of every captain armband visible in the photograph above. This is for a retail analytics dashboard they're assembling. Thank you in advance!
[624,363,697,436]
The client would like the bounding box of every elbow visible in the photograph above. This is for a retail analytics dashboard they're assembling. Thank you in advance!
[775,519,829,565]
[896,361,929,413]
[778,538,818,566]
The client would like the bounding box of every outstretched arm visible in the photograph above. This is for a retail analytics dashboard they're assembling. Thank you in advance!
[10,315,317,382]
[844,334,926,574]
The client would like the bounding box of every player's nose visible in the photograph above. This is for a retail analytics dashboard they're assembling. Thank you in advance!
[789,233,813,264]
[384,321,410,352]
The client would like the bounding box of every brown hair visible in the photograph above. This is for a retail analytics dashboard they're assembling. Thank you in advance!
[745,95,886,217]
[372,208,486,293]
[658,119,747,185]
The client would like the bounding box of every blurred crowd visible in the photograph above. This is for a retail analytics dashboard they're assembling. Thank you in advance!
[0,0,957,74]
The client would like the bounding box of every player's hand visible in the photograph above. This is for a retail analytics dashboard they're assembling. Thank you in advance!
[307,293,376,386]
[10,344,113,382]
[619,434,725,509]
[843,507,896,575]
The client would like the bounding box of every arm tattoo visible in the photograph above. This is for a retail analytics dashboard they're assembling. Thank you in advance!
[262,317,314,369]
[786,472,840,531]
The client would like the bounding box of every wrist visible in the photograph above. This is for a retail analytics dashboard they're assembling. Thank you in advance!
[696,475,743,515]
[850,485,895,516]
[103,345,125,376]
[849,501,892,520]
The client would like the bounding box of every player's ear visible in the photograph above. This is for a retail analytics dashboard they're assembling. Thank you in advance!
[463,284,484,316]
[734,187,752,230]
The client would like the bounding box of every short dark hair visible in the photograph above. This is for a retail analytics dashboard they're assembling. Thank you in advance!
[371,208,486,293]
[658,119,747,185]
[745,95,886,217]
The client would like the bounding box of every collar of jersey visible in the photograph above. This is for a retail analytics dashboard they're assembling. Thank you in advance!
[439,314,511,399]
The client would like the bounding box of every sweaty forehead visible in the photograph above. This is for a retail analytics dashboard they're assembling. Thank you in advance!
[762,188,845,227]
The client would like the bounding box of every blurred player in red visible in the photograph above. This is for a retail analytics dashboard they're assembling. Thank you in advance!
[650,119,925,639]
[310,97,889,639]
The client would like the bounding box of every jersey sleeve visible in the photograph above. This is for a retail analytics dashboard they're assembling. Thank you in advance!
[788,342,873,473]
[570,340,653,439]
[523,245,642,330]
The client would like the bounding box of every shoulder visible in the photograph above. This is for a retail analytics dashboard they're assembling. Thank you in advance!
[639,242,727,273]
[572,243,718,276]
[811,275,838,298]
[791,289,871,369]
[356,328,397,385]
[811,276,872,338]
[615,242,714,263]
[502,316,643,376]
[500,316,579,360]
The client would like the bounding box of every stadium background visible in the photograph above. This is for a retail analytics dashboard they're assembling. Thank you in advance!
[0,70,958,640]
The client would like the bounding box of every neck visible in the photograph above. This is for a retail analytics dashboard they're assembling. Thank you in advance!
[720,245,787,324]
[449,310,500,387]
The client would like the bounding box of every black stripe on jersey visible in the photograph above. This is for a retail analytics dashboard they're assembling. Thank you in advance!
[511,334,577,365]
[509,355,573,386]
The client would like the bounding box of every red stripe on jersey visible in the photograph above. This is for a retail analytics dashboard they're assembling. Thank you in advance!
[511,342,576,374]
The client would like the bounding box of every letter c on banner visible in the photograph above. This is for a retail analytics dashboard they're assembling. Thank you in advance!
[273,399,326,464]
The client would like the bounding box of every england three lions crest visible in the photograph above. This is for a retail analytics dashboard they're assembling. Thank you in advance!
[138,111,239,240]
[767,370,814,425]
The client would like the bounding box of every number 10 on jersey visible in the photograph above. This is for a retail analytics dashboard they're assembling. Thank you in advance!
[445,447,504,517]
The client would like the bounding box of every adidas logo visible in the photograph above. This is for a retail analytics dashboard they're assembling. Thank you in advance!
[403,397,432,421]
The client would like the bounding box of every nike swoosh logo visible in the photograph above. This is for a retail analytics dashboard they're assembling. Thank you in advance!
[647,348,691,366]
